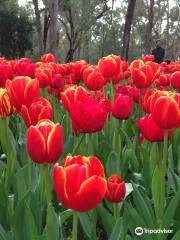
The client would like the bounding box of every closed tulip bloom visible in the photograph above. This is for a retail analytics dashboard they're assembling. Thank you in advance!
[83,66,106,91]
[112,94,133,120]
[98,55,120,79]
[170,71,180,91]
[41,53,56,63]
[131,64,154,89]
[152,95,180,129]
[155,74,170,87]
[0,62,13,87]
[14,58,36,78]
[142,54,154,62]
[35,64,53,88]
[137,114,172,142]
[53,154,107,212]
[6,76,39,112]
[60,85,89,112]
[21,98,53,127]
[0,88,14,117]
[105,175,126,203]
[69,98,108,133]
[26,119,63,164]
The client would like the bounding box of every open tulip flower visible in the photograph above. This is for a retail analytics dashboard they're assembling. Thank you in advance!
[53,154,107,212]
[170,71,180,91]
[69,97,109,134]
[0,88,14,118]
[83,66,106,91]
[105,175,126,203]
[137,114,172,142]
[6,76,39,112]
[21,97,53,127]
[26,119,63,164]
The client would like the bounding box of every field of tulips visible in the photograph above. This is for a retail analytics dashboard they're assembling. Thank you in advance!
[0,53,180,240]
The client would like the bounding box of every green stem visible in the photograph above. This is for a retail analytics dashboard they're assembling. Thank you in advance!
[40,164,52,205]
[72,211,78,240]
[72,134,85,155]
[113,203,118,222]
[138,89,142,119]
[88,133,93,155]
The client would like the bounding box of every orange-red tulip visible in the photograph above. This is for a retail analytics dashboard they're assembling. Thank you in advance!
[0,88,14,117]
[53,154,107,212]
[83,66,106,91]
[152,95,180,129]
[21,97,53,127]
[60,85,89,112]
[170,71,180,91]
[105,175,126,203]
[112,94,133,120]
[26,119,63,164]
[41,53,56,63]
[98,55,120,79]
[69,97,108,133]
[6,76,39,112]
[137,114,172,142]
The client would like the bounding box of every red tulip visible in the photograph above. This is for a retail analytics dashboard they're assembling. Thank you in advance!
[53,154,107,212]
[41,53,56,63]
[26,119,63,164]
[131,64,154,89]
[0,61,13,87]
[152,94,180,129]
[170,71,180,91]
[6,76,39,112]
[105,175,126,203]
[14,58,36,78]
[112,94,133,120]
[60,85,89,112]
[137,114,172,142]
[35,64,54,88]
[21,97,53,127]
[142,54,154,62]
[69,97,108,133]
[0,88,14,117]
[83,66,106,91]
[155,74,170,87]
[98,55,120,79]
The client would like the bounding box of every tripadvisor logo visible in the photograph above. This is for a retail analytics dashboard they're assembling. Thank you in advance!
[135,227,143,236]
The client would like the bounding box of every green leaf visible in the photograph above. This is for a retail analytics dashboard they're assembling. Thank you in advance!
[46,204,63,240]
[97,205,115,237]
[78,211,97,240]
[109,218,122,240]
[60,209,73,224]
[152,165,165,222]
[0,225,8,240]
[132,182,156,228]
[171,230,180,240]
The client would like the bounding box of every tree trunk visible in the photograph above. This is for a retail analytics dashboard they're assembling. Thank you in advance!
[145,0,154,54]
[49,0,59,57]
[43,9,50,52]
[121,0,136,60]
[32,0,43,55]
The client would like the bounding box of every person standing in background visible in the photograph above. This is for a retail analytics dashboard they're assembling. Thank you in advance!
[152,39,165,63]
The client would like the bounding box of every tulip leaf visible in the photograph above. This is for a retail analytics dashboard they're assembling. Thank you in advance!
[78,211,97,240]
[60,209,73,224]
[0,224,8,240]
[46,204,63,240]
[97,205,115,237]
[172,128,180,172]
[109,217,122,240]
[171,230,180,240]
[132,182,156,228]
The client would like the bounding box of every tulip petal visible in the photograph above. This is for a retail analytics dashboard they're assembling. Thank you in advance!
[24,79,39,107]
[26,126,46,163]
[47,124,63,163]
[74,175,107,212]
[87,156,105,178]
[53,163,69,208]
[21,105,31,127]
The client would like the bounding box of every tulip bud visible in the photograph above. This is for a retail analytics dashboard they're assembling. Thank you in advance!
[26,119,63,164]
[105,175,126,203]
